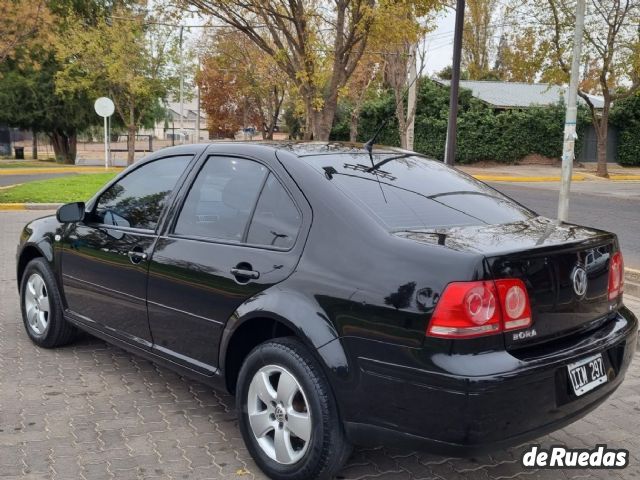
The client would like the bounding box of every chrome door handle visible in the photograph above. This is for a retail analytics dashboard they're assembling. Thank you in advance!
[230,268,260,280]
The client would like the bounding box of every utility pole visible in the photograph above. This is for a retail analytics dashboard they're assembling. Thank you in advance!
[406,42,417,151]
[195,69,201,144]
[179,25,185,144]
[444,0,465,166]
[557,0,586,222]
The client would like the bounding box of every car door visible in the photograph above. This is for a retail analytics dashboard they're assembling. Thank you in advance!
[61,155,193,346]
[146,154,306,374]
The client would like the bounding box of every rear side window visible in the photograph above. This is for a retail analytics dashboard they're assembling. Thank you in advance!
[94,155,191,230]
[247,174,301,248]
[314,155,534,230]
[175,157,267,241]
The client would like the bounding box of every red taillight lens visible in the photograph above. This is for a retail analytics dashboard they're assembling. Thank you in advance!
[427,281,501,338]
[495,279,532,331]
[427,279,532,339]
[608,252,624,301]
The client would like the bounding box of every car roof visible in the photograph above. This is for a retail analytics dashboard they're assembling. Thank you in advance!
[145,141,415,162]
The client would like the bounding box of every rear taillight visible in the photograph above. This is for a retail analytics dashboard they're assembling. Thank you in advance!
[427,279,532,339]
[495,279,532,331]
[427,281,501,338]
[608,251,624,301]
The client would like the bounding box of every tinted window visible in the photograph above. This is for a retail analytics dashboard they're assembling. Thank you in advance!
[309,155,534,230]
[175,157,267,241]
[95,155,191,230]
[247,174,301,248]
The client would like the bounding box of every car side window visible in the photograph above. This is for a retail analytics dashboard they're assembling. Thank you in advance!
[174,157,268,242]
[246,173,301,249]
[94,155,191,231]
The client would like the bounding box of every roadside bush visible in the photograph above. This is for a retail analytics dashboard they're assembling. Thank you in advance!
[611,94,640,166]
[616,130,640,166]
[331,78,588,164]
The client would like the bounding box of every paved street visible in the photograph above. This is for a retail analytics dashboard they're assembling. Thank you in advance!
[490,181,640,269]
[0,210,639,480]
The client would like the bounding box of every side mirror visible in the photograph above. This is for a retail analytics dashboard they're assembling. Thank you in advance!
[56,202,86,223]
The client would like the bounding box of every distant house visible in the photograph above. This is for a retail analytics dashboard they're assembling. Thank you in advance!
[139,99,208,142]
[435,80,613,163]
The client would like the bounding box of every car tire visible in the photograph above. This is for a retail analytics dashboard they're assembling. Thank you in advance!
[236,337,351,480]
[20,258,76,348]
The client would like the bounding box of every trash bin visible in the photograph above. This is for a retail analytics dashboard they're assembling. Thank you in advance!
[14,146,24,159]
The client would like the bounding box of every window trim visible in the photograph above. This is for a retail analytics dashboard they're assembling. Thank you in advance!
[168,154,303,252]
[87,154,194,234]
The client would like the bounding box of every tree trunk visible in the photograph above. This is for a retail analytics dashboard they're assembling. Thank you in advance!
[314,93,339,141]
[303,96,313,140]
[591,100,610,177]
[49,130,76,164]
[349,109,359,143]
[595,118,608,178]
[395,97,408,149]
[69,134,77,163]
[32,131,37,160]
[127,124,136,165]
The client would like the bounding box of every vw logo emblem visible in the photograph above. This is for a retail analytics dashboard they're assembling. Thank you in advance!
[572,266,588,298]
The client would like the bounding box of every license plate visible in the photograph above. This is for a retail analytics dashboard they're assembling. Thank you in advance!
[567,353,607,396]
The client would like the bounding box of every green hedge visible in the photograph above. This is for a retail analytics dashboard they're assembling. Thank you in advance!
[332,78,588,164]
[611,94,640,166]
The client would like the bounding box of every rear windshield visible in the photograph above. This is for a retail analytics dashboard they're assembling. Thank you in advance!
[313,154,534,230]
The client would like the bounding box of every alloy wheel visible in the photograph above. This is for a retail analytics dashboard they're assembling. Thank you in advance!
[247,364,312,465]
[24,273,50,335]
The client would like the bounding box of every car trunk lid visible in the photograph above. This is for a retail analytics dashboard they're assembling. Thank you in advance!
[394,216,619,348]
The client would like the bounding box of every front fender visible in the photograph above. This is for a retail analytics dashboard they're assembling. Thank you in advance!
[16,215,63,287]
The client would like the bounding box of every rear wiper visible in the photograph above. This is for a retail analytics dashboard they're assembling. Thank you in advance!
[366,153,410,173]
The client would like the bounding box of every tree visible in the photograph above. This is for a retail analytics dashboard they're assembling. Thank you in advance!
[186,0,375,141]
[55,3,180,164]
[435,65,469,80]
[494,27,550,82]
[341,54,381,142]
[375,1,441,150]
[527,0,640,177]
[0,0,52,62]
[198,30,288,140]
[462,0,498,80]
[0,14,98,164]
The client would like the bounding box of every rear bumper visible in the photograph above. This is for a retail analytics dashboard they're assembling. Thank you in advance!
[342,308,637,456]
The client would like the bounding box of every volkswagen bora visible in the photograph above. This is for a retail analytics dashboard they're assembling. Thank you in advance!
[16,143,637,480]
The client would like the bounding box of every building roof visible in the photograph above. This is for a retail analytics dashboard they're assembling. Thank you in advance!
[435,79,605,109]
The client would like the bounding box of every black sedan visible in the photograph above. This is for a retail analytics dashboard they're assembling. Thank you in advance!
[16,143,637,480]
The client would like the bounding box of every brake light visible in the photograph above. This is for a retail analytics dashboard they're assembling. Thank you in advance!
[427,279,532,339]
[495,279,532,330]
[608,252,624,301]
[427,281,500,338]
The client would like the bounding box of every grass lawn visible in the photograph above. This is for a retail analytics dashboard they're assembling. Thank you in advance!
[0,173,116,203]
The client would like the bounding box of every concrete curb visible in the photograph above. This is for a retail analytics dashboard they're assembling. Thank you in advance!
[0,167,122,176]
[0,203,62,210]
[473,174,640,182]
[625,268,640,298]
[472,174,587,182]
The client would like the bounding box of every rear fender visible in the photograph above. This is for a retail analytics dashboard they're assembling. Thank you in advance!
[219,288,351,381]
